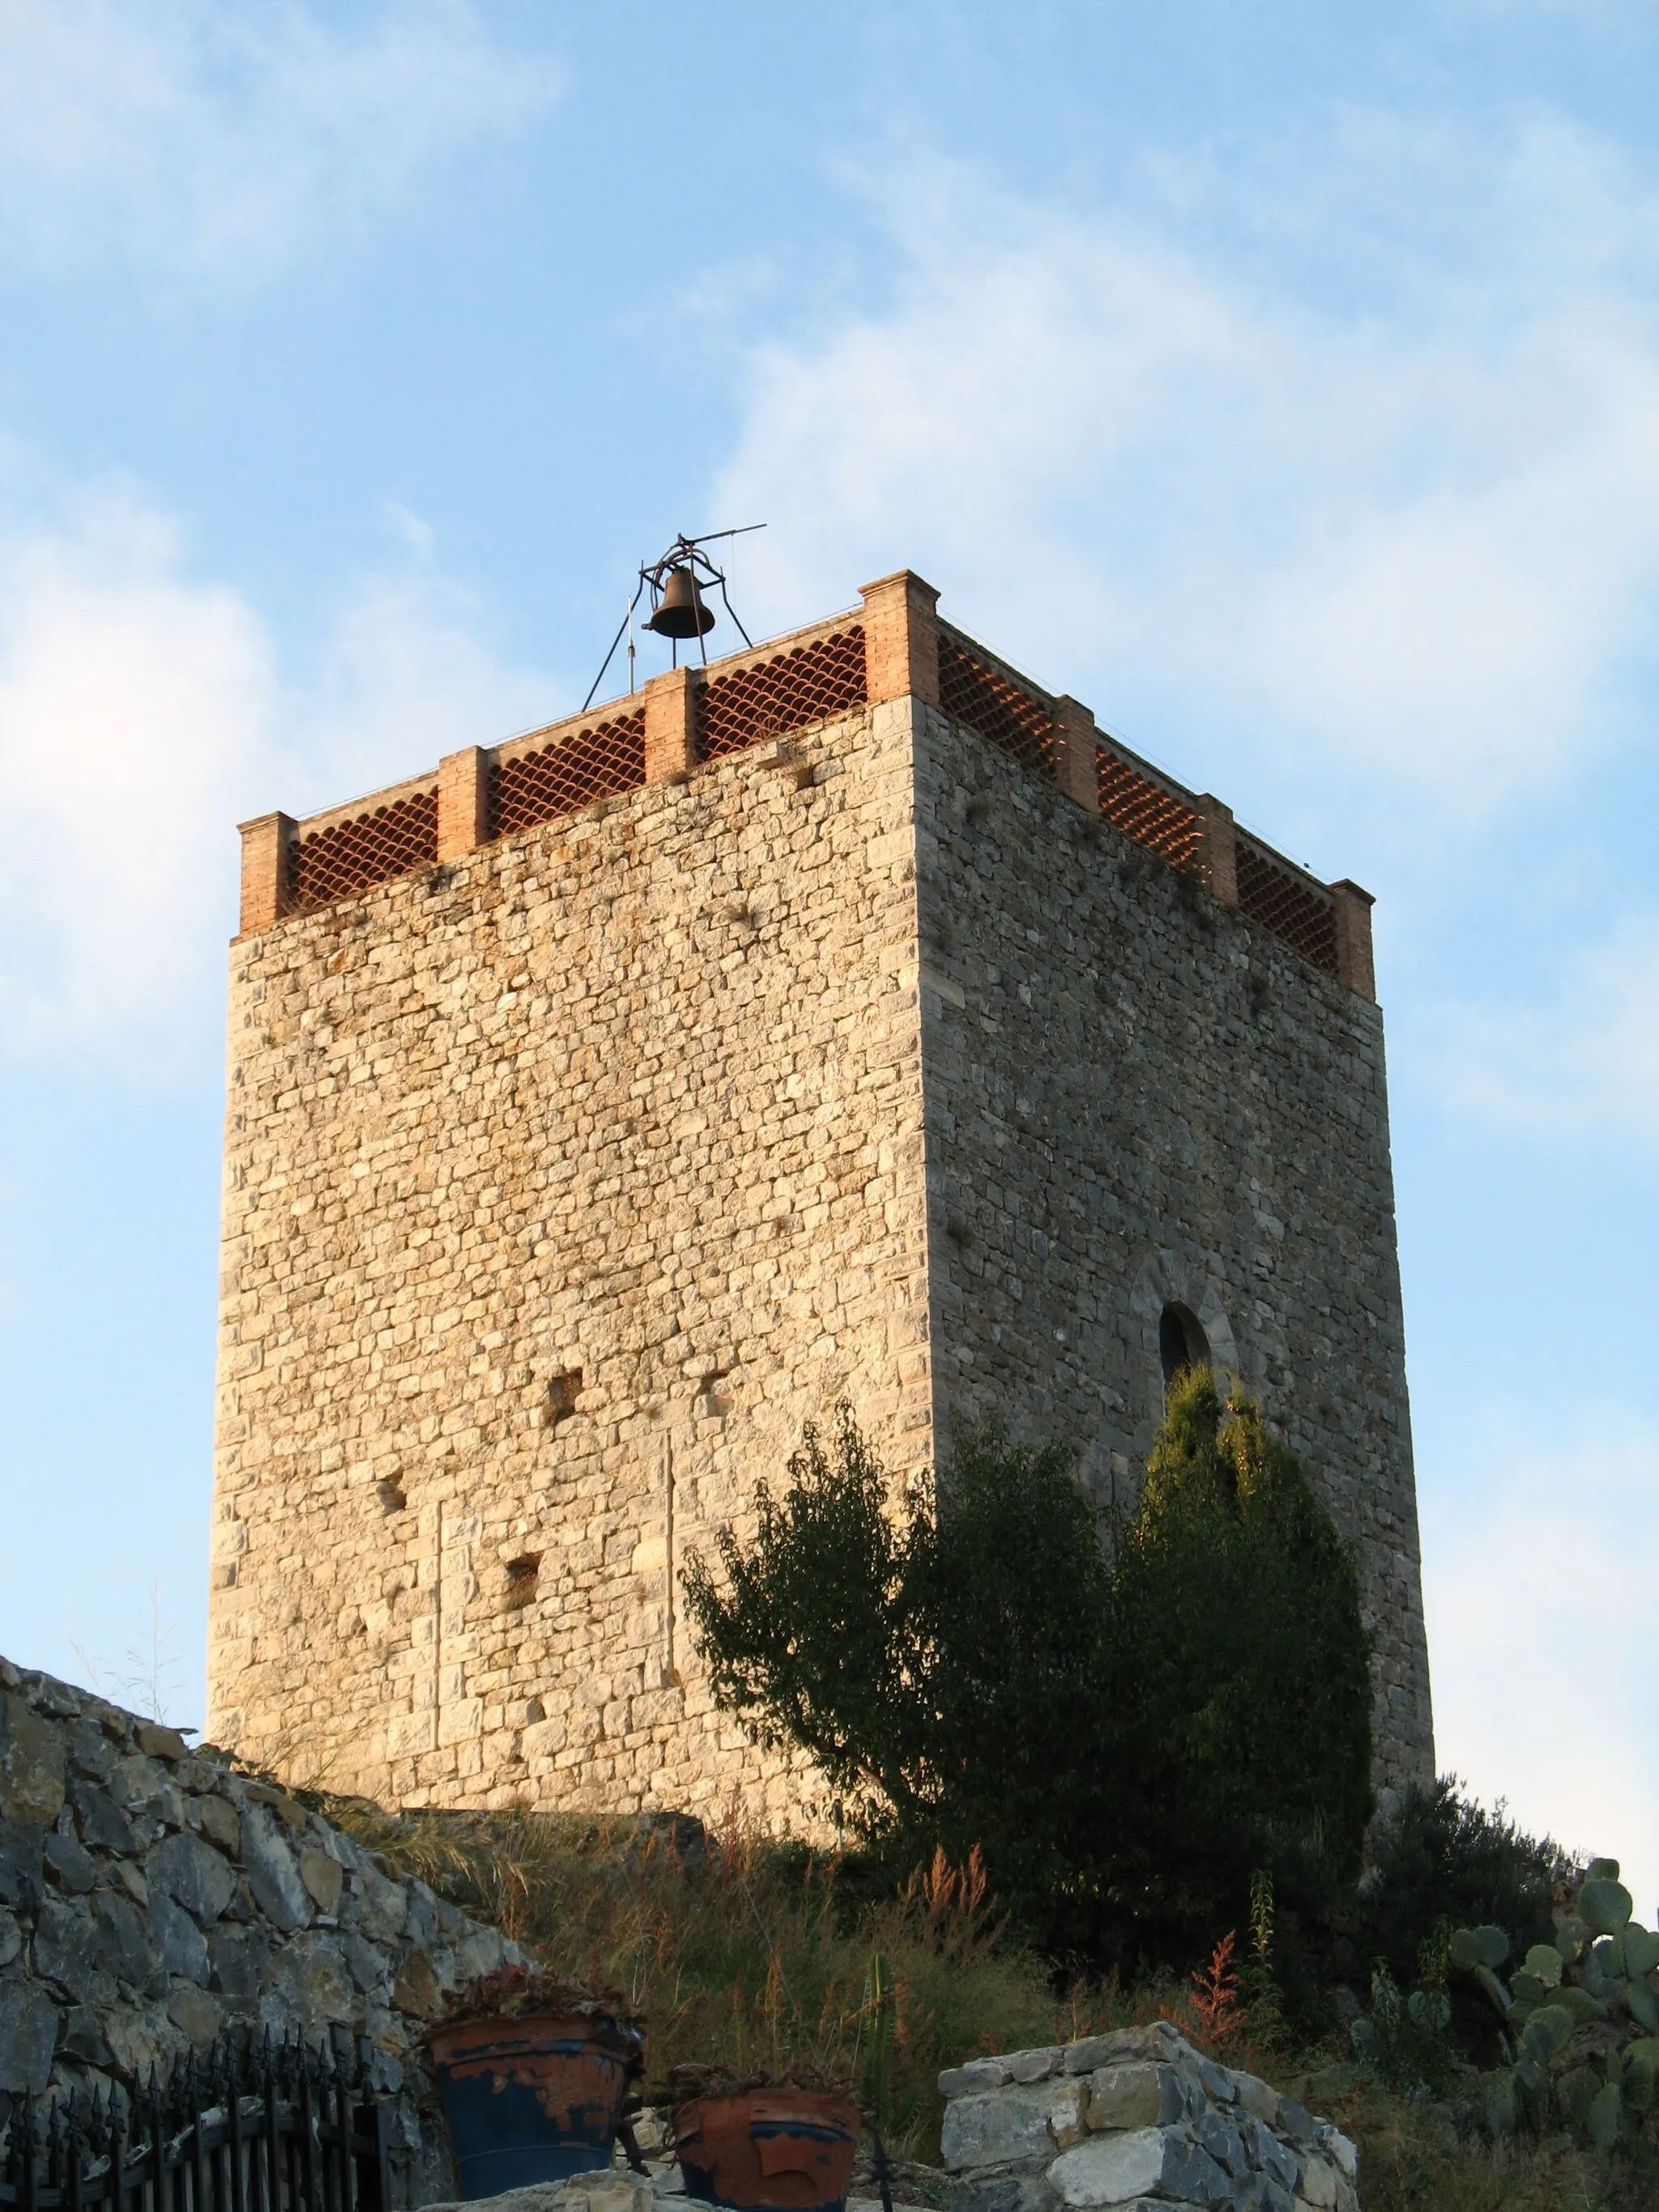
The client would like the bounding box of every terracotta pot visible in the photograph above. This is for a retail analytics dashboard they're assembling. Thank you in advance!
[428,2010,642,2201]
[676,2089,860,2212]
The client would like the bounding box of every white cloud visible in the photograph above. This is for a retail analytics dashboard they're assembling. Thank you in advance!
[1421,1409,1659,1925]
[714,138,1659,836]
[0,0,562,275]
[1433,915,1659,1144]
[0,471,557,1064]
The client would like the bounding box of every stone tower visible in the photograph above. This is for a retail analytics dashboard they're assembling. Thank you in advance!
[208,570,1434,1820]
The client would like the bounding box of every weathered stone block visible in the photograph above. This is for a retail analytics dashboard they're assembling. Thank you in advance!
[1085,2064,1183,2132]
[1,1694,66,1825]
[154,1831,237,1922]
[941,2082,1076,2172]
[240,1805,313,1930]
[0,1979,58,2094]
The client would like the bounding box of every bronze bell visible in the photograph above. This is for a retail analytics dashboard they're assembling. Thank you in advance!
[646,565,715,640]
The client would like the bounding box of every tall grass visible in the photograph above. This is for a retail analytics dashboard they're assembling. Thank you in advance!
[326,1801,1079,2152]
[317,1796,1653,2204]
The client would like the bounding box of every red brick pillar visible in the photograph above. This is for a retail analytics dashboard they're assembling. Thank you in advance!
[1051,696,1099,812]
[1330,879,1377,1001]
[237,812,296,936]
[644,667,698,782]
[1193,795,1239,908]
[437,746,490,859]
[859,570,940,707]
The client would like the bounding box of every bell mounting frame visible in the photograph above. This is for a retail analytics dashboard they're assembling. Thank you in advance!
[583,526,765,710]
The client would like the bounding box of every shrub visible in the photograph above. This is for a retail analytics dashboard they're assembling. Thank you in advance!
[680,1408,1115,1941]
[684,1375,1374,1971]
[1086,1369,1372,1975]
[1352,1778,1565,1991]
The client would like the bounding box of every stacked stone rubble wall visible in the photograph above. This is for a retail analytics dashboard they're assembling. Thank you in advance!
[0,1660,519,2201]
[940,2027,1359,2212]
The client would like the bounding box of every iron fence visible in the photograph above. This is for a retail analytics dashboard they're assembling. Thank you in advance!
[1,2034,391,2212]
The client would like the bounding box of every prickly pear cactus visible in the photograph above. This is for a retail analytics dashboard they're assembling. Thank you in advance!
[1450,1859,1659,2146]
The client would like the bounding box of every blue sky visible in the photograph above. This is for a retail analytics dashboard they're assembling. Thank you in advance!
[1,1,1656,1917]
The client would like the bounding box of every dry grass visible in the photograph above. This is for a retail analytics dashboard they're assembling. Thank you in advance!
[314,1795,1652,2203]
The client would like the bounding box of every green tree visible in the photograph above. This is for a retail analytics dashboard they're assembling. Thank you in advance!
[1101,1367,1375,1960]
[680,1408,1115,1934]
[683,1377,1375,1968]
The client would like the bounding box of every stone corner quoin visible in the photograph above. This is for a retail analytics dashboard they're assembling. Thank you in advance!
[208,573,1433,1822]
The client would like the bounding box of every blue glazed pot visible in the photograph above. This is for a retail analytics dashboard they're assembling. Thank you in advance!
[428,2011,642,2201]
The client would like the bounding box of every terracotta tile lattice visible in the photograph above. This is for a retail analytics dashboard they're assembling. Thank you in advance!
[1236,838,1339,977]
[291,789,438,913]
[696,627,868,761]
[493,710,646,839]
[1097,748,1204,873]
[937,633,1056,778]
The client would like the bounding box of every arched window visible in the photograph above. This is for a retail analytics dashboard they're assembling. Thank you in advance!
[1158,1302,1210,1390]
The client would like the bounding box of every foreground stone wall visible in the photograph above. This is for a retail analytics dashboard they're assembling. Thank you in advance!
[0,1660,520,2200]
[211,699,932,1818]
[914,710,1433,1798]
[940,2024,1359,2212]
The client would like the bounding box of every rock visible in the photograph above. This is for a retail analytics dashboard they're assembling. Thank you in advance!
[67,1717,117,1781]
[1315,2125,1358,2182]
[424,2179,655,2212]
[168,1981,223,2045]
[0,1694,66,1825]
[153,1831,237,1923]
[0,1907,20,1967]
[354,1861,408,1943]
[1085,2065,1183,2132]
[151,1891,211,1980]
[1061,2028,1177,2076]
[70,1778,136,1855]
[266,1933,354,2029]
[113,1859,148,1907]
[1192,2110,1247,2176]
[1244,2120,1300,2195]
[391,1947,440,2020]
[134,1723,188,1763]
[92,1890,151,1986]
[1295,2153,1338,2208]
[240,1805,313,1930]
[942,2082,1080,2172]
[1231,2073,1280,2127]
[194,1793,241,1856]
[1196,2058,1235,2104]
[1050,2130,1165,2205]
[299,1845,343,1916]
[940,2056,1013,2098]
[209,1924,271,2001]
[0,1818,45,1909]
[45,1830,97,1894]
[34,1894,101,2000]
[62,2005,114,2065]
[1276,2099,1316,2147]
[1007,2047,1062,2084]
[0,1978,58,2093]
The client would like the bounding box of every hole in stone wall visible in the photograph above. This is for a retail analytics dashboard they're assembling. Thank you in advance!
[1158,1303,1210,1391]
[547,1369,582,1424]
[377,1479,407,1514]
[504,1554,543,1611]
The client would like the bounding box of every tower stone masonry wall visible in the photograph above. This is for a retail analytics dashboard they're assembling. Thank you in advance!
[912,709,1432,1794]
[210,595,1433,1819]
[211,698,932,1817]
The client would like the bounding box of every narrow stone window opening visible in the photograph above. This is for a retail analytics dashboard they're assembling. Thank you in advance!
[1158,1303,1209,1391]
[504,1553,542,1611]
[547,1369,582,1424]
[377,1478,407,1514]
